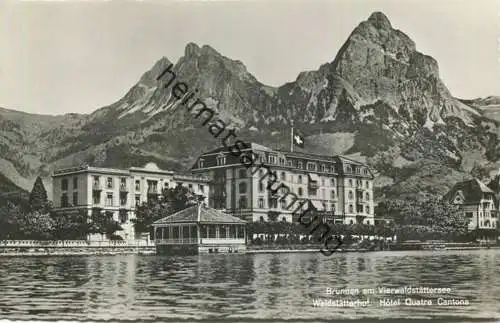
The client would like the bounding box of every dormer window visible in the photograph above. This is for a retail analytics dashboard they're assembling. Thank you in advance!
[297,161,303,169]
[198,158,205,168]
[268,155,277,164]
[216,155,226,166]
[346,165,352,173]
[279,157,286,166]
[307,162,317,171]
[356,167,361,174]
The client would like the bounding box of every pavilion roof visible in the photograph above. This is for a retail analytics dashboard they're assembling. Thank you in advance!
[152,205,247,225]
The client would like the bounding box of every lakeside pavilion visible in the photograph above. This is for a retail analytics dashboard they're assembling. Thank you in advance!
[152,204,247,255]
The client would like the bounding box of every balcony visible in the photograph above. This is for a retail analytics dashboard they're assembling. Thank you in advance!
[120,184,128,192]
[92,182,102,191]
[147,187,159,195]
[308,181,318,189]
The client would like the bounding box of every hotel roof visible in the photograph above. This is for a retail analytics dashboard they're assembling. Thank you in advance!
[444,178,495,204]
[152,205,247,225]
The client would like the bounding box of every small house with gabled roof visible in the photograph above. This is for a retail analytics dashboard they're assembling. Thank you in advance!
[152,204,247,254]
[443,178,498,233]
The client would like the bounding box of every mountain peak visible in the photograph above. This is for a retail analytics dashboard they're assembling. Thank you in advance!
[185,42,201,56]
[367,11,392,29]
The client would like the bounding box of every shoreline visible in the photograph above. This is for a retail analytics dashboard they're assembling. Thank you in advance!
[3,246,499,257]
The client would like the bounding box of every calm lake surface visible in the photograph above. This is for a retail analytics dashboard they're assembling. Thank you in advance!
[0,250,499,322]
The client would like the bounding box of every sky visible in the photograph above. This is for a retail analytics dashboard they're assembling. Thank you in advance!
[1,0,500,115]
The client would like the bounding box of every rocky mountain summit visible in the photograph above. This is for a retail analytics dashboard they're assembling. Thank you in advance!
[0,11,499,201]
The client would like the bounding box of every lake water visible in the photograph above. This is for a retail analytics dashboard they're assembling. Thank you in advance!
[0,250,499,322]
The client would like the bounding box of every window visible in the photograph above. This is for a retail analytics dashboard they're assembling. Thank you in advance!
[269,197,278,208]
[61,193,68,207]
[330,165,336,173]
[355,167,360,174]
[73,177,78,189]
[120,195,127,206]
[198,158,204,168]
[135,180,140,191]
[61,178,68,191]
[287,160,293,167]
[346,165,352,173]
[298,187,303,196]
[268,155,276,164]
[298,175,303,184]
[238,196,247,209]
[364,169,369,175]
[279,157,286,165]
[106,193,113,206]
[119,211,128,224]
[366,205,370,214]
[135,195,141,206]
[321,164,326,172]
[280,199,287,209]
[199,184,204,193]
[366,181,370,189]
[330,204,335,212]
[107,177,113,189]
[120,177,127,190]
[239,169,247,178]
[93,193,100,205]
[282,217,287,222]
[72,192,78,206]
[307,162,317,171]
[366,192,370,201]
[349,179,353,187]
[349,204,354,213]
[216,155,226,166]
[258,198,265,208]
[188,184,193,190]
[165,182,169,189]
[348,190,353,199]
[330,178,335,186]
[260,216,264,222]
[239,182,247,194]
[281,171,286,181]
[331,190,336,199]
[259,154,266,163]
[93,176,100,189]
[297,161,303,169]
[259,182,264,192]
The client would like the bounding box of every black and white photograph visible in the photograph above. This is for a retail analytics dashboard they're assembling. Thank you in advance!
[1,0,500,322]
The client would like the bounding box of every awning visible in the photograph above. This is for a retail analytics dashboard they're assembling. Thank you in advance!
[308,173,319,182]
[310,200,324,211]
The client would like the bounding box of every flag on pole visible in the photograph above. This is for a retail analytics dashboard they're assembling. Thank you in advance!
[292,129,305,149]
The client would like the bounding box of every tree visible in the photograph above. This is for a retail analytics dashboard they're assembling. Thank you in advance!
[17,211,55,240]
[132,184,201,233]
[29,176,48,212]
[0,202,23,239]
[51,209,89,240]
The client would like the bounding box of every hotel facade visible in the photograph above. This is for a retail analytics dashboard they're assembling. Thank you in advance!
[191,143,375,225]
[51,162,211,241]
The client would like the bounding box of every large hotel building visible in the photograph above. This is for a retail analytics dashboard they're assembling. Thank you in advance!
[51,163,211,241]
[52,144,375,241]
[191,143,375,225]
